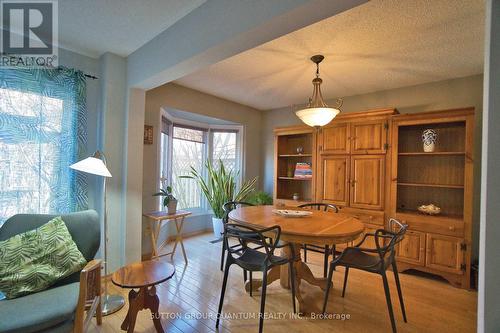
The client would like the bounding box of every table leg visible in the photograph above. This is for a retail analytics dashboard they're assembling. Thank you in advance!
[171,216,188,265]
[120,286,164,333]
[146,286,163,333]
[244,265,280,292]
[121,289,140,332]
[244,242,329,314]
[150,219,162,258]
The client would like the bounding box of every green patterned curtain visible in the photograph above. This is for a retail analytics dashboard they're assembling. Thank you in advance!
[0,67,88,224]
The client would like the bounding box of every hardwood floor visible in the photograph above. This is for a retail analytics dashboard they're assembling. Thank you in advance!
[88,233,477,333]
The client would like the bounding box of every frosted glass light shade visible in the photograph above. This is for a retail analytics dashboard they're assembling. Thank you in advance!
[70,157,112,177]
[295,107,340,127]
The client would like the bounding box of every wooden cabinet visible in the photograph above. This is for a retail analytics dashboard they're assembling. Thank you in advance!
[316,109,396,215]
[396,230,426,266]
[351,120,387,154]
[350,155,385,210]
[318,155,349,206]
[320,123,350,154]
[425,234,464,275]
[390,108,475,289]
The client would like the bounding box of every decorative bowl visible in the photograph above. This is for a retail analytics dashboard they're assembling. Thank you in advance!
[272,209,312,218]
[418,204,441,215]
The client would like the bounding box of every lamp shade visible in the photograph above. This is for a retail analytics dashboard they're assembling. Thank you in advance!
[295,107,340,127]
[70,156,112,177]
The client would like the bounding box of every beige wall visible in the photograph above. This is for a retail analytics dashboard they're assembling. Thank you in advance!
[142,83,262,254]
[261,74,483,258]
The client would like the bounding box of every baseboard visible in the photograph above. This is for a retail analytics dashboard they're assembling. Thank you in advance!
[141,228,212,261]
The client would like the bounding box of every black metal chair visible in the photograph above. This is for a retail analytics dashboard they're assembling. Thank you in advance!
[220,201,254,271]
[322,218,408,333]
[216,223,296,333]
[298,203,339,277]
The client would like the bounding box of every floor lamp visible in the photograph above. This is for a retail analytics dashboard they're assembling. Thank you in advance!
[70,150,125,315]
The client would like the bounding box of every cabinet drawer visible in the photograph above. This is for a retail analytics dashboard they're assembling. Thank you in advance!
[340,207,385,226]
[396,213,464,237]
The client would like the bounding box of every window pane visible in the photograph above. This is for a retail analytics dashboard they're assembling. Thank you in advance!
[0,89,64,222]
[173,126,205,143]
[160,133,169,182]
[171,127,205,209]
[212,131,237,172]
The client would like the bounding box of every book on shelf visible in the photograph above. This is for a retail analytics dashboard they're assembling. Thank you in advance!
[294,162,312,179]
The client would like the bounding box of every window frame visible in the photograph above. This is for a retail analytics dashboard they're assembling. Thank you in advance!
[158,109,244,213]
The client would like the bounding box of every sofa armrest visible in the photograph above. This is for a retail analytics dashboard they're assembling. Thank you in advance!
[74,259,102,333]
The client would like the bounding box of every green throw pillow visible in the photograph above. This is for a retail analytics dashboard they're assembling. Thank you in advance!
[0,216,87,299]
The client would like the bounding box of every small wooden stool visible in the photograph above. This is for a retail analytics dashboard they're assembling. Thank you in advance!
[112,260,175,333]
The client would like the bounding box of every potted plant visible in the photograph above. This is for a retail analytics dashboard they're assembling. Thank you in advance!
[181,159,257,237]
[153,185,178,215]
[247,191,273,206]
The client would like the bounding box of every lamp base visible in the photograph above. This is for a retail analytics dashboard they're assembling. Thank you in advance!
[101,294,125,316]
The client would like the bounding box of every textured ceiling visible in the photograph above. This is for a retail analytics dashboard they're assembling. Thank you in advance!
[58,0,206,57]
[175,0,485,110]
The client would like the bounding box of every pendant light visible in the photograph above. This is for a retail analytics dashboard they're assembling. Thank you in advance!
[296,55,342,127]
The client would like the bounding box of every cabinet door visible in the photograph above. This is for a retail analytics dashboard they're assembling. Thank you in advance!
[351,121,387,154]
[396,230,426,266]
[317,155,349,206]
[350,155,384,210]
[320,123,350,154]
[425,234,464,275]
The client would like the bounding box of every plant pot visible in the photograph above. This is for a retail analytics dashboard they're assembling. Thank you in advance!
[212,217,224,238]
[167,199,177,215]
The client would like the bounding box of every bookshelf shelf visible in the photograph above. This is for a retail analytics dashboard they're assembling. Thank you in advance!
[278,177,312,181]
[278,154,312,157]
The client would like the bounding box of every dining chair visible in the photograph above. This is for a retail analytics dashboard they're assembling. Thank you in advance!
[322,218,408,333]
[298,203,339,277]
[216,223,296,333]
[220,201,254,272]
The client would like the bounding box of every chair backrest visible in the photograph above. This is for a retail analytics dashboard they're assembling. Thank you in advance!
[0,210,101,287]
[373,218,408,262]
[222,201,254,224]
[224,223,282,266]
[298,203,339,213]
[0,210,100,261]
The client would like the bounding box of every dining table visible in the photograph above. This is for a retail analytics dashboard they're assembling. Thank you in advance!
[228,205,365,314]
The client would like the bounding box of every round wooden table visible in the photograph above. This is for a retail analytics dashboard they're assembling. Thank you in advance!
[228,205,364,314]
[112,260,175,333]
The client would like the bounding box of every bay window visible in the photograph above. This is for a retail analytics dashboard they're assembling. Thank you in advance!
[159,116,242,211]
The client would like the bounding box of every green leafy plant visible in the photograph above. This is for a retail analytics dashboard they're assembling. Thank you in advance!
[180,159,257,218]
[153,185,176,207]
[247,191,273,206]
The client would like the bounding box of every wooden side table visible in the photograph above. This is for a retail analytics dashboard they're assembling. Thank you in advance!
[143,210,191,264]
[112,260,175,333]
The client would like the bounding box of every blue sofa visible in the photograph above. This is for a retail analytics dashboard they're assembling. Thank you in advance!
[0,210,101,333]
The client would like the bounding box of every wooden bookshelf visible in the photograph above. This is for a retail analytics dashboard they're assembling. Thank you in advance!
[390,108,475,289]
[274,127,316,205]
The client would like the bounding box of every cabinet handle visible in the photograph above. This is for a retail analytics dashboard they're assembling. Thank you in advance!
[448,226,455,231]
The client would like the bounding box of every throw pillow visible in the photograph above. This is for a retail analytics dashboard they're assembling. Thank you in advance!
[0,216,87,299]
